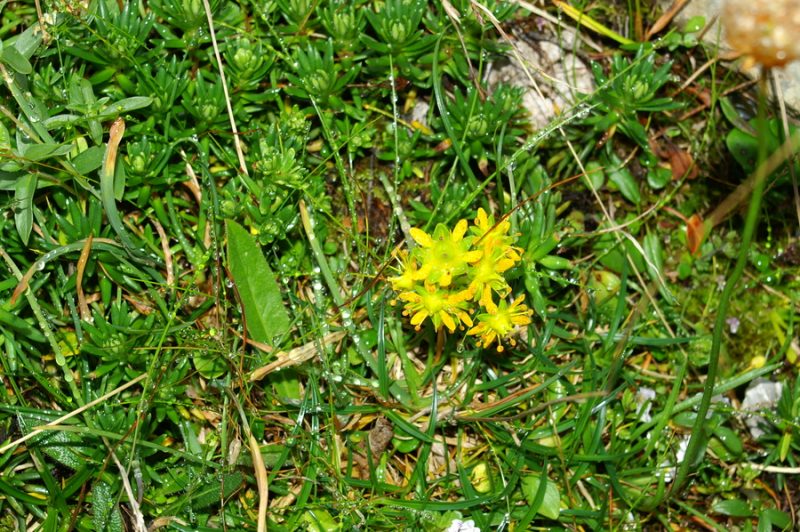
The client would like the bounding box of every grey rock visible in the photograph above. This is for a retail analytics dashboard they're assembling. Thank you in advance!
[486,32,594,130]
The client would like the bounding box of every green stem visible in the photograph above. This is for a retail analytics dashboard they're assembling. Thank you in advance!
[669,71,771,495]
[299,199,379,376]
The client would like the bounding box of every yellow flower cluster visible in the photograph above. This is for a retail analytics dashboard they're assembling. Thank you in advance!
[389,209,533,352]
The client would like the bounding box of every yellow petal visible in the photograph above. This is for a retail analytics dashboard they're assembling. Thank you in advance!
[450,288,472,303]
[452,219,468,241]
[410,228,433,247]
[512,315,532,326]
[398,291,420,302]
[410,311,428,326]
[390,271,414,291]
[475,208,489,229]
[482,331,497,348]
[481,287,497,313]
[464,250,483,263]
[495,258,515,272]
[458,311,473,327]
[413,263,432,280]
[467,323,485,336]
[440,312,456,332]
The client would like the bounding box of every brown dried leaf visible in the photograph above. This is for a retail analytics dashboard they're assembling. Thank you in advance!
[667,145,698,180]
[686,213,705,255]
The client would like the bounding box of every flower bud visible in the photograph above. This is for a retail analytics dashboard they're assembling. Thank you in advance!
[723,0,800,67]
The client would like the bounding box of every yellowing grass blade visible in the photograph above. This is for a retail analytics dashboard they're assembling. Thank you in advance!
[553,1,635,45]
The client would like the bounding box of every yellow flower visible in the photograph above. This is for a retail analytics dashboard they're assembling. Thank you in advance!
[472,208,514,250]
[471,209,522,264]
[389,209,531,350]
[467,208,522,306]
[468,294,533,352]
[410,220,482,287]
[398,283,474,333]
[388,250,418,292]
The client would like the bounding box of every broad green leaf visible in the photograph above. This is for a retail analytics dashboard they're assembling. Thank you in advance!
[9,24,43,59]
[711,426,743,457]
[779,432,792,462]
[647,166,671,189]
[620,118,649,149]
[302,508,341,532]
[97,96,153,120]
[758,509,792,532]
[226,220,290,346]
[72,145,105,175]
[594,229,646,274]
[726,118,790,174]
[587,269,621,305]
[521,474,561,520]
[584,161,605,190]
[607,164,641,205]
[21,142,73,161]
[1,44,32,74]
[270,368,302,400]
[712,498,752,517]
[538,255,571,270]
[179,420,203,456]
[726,128,760,172]
[43,114,83,130]
[684,16,705,33]
[192,349,228,379]
[13,173,36,244]
[720,96,753,134]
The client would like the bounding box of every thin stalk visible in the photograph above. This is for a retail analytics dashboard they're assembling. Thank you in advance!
[669,71,771,495]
